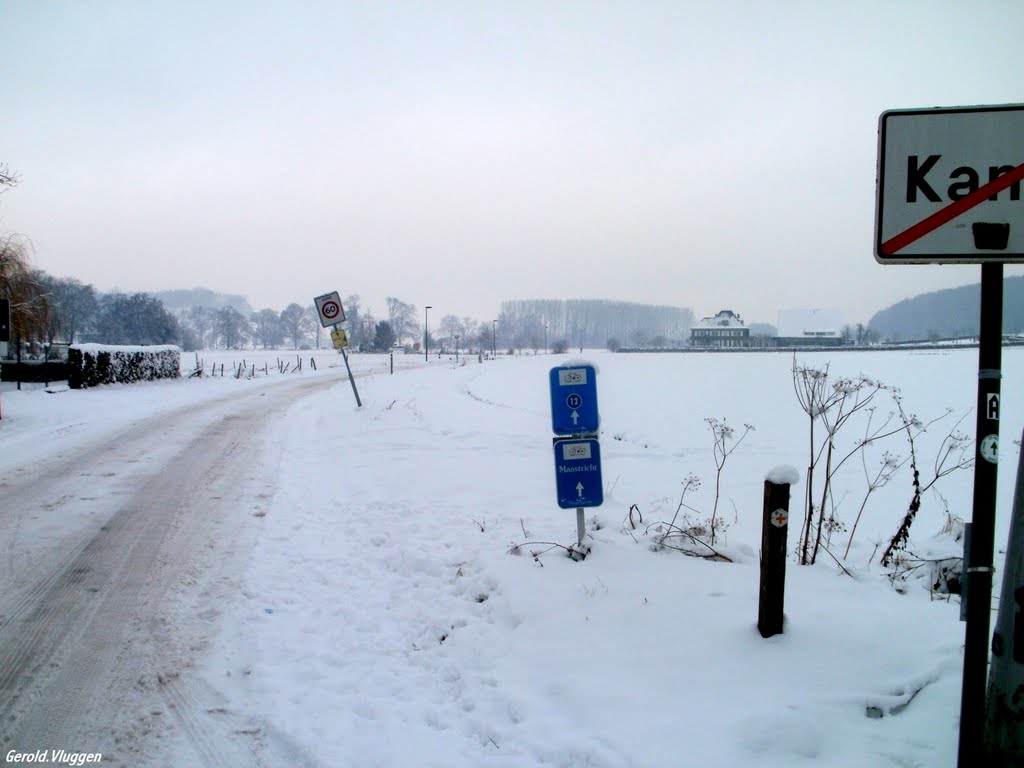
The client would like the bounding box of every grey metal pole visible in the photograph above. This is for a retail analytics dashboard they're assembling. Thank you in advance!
[424,306,432,362]
[340,348,362,407]
[335,321,362,408]
[985,426,1024,762]
[958,262,1003,767]
[576,508,585,548]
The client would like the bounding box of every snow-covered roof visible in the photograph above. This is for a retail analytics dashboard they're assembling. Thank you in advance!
[71,343,182,353]
[695,310,745,329]
[777,308,842,338]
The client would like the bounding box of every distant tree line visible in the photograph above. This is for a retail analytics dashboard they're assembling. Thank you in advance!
[0,261,499,357]
[868,276,1024,342]
[0,262,699,359]
[0,252,190,357]
[497,299,694,352]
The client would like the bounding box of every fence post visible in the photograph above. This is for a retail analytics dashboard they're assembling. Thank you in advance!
[759,471,795,638]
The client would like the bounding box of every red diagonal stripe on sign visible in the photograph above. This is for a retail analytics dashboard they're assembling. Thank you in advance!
[881,162,1024,255]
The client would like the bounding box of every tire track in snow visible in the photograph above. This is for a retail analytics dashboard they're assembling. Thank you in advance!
[0,373,348,763]
[160,672,323,768]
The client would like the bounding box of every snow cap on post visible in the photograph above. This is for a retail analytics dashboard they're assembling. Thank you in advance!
[559,357,599,374]
[765,465,801,485]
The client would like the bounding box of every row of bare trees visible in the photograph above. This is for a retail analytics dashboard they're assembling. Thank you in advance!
[497,299,695,352]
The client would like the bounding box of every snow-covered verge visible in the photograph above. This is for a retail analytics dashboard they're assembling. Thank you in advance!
[2,347,1021,766]
[199,348,1020,767]
[0,350,408,475]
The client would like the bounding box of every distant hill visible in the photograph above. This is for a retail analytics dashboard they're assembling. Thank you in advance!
[868,275,1024,341]
[153,287,253,316]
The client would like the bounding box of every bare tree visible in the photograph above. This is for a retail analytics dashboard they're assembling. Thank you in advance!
[280,303,312,349]
[36,275,98,345]
[385,297,418,345]
[216,306,250,349]
[305,304,323,349]
[0,162,19,191]
[439,314,462,350]
[0,234,49,349]
[187,306,217,349]
[251,308,283,349]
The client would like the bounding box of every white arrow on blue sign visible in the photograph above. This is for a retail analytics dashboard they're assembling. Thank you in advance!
[549,365,599,435]
[554,438,603,509]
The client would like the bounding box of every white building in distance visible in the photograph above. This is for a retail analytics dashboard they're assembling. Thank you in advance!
[776,309,843,346]
[691,309,751,348]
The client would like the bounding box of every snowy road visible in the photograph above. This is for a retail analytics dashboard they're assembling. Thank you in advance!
[3,348,1014,767]
[0,370,350,766]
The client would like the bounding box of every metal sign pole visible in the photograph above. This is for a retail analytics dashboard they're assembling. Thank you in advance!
[339,347,362,408]
[958,262,1003,766]
[335,322,362,408]
[550,365,603,556]
[986,426,1024,759]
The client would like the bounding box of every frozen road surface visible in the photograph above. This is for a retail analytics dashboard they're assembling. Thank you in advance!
[0,368,348,766]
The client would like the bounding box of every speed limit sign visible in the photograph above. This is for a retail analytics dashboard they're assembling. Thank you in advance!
[313,291,346,327]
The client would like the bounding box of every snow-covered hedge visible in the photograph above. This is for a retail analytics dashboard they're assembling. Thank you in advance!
[68,344,181,389]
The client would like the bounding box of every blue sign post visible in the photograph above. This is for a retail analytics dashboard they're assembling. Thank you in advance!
[549,364,603,552]
[549,365,599,435]
[554,438,603,509]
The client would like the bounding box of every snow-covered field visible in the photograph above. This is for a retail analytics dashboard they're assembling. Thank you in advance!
[2,347,1022,767]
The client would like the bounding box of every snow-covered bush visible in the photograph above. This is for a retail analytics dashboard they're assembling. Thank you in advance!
[68,344,181,388]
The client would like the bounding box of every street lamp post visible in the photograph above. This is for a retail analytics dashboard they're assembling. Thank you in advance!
[424,306,432,362]
[492,320,497,358]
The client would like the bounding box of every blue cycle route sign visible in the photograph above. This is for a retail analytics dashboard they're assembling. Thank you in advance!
[549,365,599,435]
[554,438,603,509]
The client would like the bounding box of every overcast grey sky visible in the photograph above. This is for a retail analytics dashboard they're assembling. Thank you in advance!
[3,1,1023,327]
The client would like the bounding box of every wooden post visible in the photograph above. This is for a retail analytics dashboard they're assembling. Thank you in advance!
[758,479,792,638]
